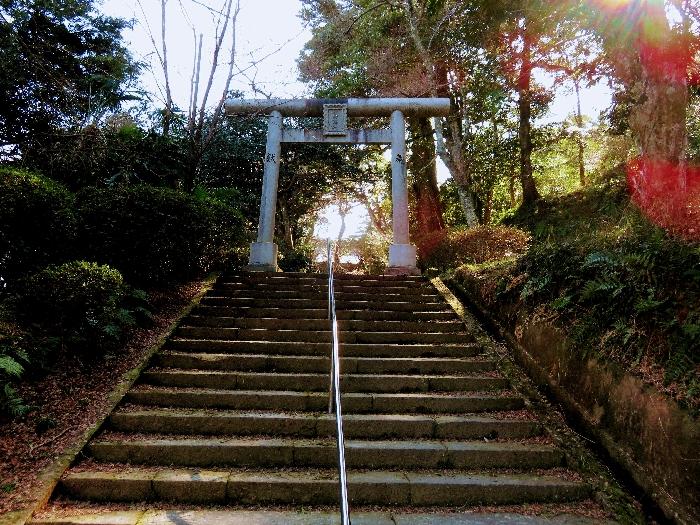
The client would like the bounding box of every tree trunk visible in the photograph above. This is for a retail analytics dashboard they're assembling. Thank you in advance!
[622,1,690,235]
[625,0,689,204]
[628,70,688,176]
[335,201,349,265]
[517,20,541,206]
[281,203,294,249]
[160,0,173,137]
[574,80,586,186]
[484,187,493,224]
[408,117,445,238]
[183,140,199,192]
[431,63,479,227]
[455,184,480,226]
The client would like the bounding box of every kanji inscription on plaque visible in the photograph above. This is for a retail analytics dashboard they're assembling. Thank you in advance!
[323,104,348,136]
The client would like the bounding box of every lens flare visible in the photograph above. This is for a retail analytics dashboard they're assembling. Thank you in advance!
[628,158,700,242]
[599,0,635,7]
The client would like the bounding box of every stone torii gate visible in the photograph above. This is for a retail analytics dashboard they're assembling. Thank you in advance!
[225,97,451,274]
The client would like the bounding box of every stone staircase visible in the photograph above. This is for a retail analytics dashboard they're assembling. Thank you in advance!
[34,272,600,524]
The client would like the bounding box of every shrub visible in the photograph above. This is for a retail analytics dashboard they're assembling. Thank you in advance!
[76,185,244,284]
[418,225,531,271]
[278,242,314,272]
[17,261,141,357]
[0,168,76,284]
[355,232,389,275]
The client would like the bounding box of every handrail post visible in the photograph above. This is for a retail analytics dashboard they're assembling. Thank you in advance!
[327,239,350,525]
[327,240,334,413]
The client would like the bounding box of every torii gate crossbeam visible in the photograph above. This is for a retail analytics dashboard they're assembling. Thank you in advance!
[225,97,452,274]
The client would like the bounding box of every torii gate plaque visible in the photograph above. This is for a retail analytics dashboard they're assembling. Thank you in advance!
[225,98,452,274]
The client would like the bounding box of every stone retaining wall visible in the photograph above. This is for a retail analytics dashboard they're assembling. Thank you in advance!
[447,273,700,525]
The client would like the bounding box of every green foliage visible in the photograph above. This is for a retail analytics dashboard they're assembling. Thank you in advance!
[354,230,390,275]
[278,242,315,273]
[198,115,267,217]
[440,180,470,228]
[0,323,32,417]
[75,185,244,284]
[0,355,24,377]
[16,261,142,358]
[502,173,700,409]
[0,0,139,154]
[27,117,186,189]
[199,115,381,246]
[0,168,76,284]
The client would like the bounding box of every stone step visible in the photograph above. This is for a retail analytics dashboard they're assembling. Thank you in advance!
[109,411,543,440]
[183,316,464,333]
[215,282,435,295]
[193,306,457,321]
[88,438,564,470]
[175,326,471,344]
[200,296,450,312]
[124,388,524,413]
[166,339,483,358]
[206,289,444,303]
[29,509,613,525]
[224,272,425,283]
[59,469,589,506]
[140,370,509,393]
[153,352,496,375]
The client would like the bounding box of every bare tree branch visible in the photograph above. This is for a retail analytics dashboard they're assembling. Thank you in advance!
[344,1,393,36]
[198,0,235,126]
[188,0,229,17]
[188,33,203,130]
[203,0,241,149]
[160,0,174,134]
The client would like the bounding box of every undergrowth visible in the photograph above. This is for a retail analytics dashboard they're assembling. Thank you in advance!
[462,168,699,411]
[419,225,531,271]
[0,319,32,418]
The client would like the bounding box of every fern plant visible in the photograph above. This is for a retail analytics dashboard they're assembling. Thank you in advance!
[0,341,31,417]
[580,276,625,301]
[583,251,617,268]
[1,383,31,417]
[0,354,24,377]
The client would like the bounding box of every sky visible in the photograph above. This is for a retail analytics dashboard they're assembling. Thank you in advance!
[101,0,613,240]
[101,0,312,107]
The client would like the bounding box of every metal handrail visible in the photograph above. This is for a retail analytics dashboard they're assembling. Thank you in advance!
[327,240,350,525]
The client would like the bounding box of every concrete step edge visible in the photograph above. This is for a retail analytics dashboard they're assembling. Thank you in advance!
[109,410,542,438]
[58,469,590,506]
[29,509,614,525]
[139,370,509,393]
[124,388,524,414]
[86,438,564,469]
[182,316,464,332]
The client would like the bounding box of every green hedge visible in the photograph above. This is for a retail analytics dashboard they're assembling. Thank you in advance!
[0,168,76,283]
[0,170,246,285]
[16,261,142,358]
[76,185,244,284]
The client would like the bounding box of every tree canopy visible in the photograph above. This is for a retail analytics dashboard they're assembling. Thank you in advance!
[0,0,139,155]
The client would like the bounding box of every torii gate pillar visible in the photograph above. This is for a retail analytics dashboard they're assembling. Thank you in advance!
[387,109,415,272]
[226,98,452,274]
[248,109,283,271]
